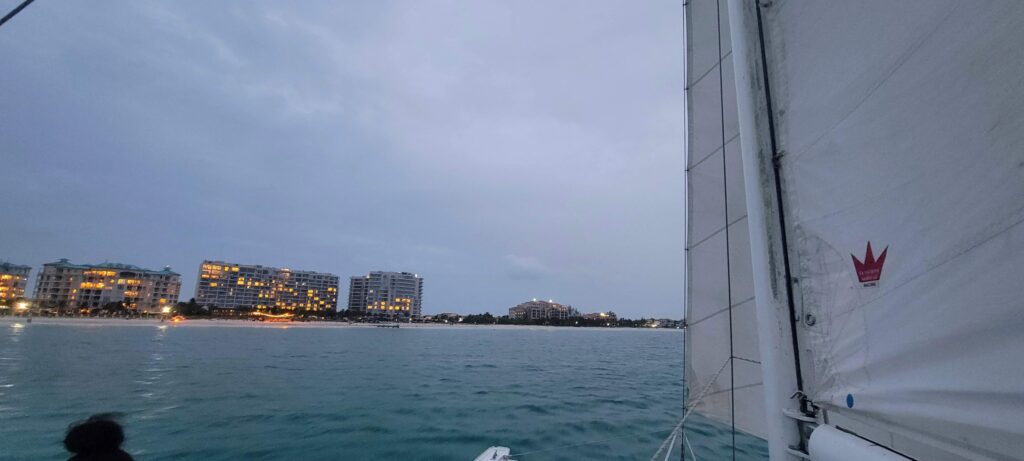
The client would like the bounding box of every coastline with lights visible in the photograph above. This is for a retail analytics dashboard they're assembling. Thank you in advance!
[2,259,679,328]
[0,316,682,331]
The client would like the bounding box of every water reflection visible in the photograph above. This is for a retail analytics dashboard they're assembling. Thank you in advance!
[137,324,175,421]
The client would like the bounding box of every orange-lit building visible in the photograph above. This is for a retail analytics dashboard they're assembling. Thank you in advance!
[0,262,31,305]
[33,259,181,313]
[195,260,338,315]
[582,311,617,321]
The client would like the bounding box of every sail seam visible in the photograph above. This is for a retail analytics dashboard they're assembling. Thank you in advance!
[700,382,764,399]
[733,356,761,365]
[786,5,961,164]
[860,213,1024,312]
[687,50,734,89]
[685,214,748,251]
[686,132,741,172]
[686,295,754,327]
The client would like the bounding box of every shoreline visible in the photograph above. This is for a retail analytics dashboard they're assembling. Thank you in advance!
[0,316,681,332]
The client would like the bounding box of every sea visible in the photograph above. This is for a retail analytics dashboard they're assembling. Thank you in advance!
[0,318,766,460]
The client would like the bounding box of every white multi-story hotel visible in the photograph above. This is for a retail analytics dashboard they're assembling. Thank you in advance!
[195,260,339,315]
[347,271,423,319]
[33,259,181,313]
[508,299,578,320]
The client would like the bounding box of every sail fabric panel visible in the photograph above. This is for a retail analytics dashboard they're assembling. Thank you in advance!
[685,0,767,443]
[687,228,729,325]
[687,56,741,171]
[687,138,746,245]
[687,62,724,168]
[686,0,731,88]
[761,0,1024,458]
[688,150,727,246]
[723,136,746,228]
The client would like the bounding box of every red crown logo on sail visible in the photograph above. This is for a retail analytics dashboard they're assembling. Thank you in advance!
[851,242,887,284]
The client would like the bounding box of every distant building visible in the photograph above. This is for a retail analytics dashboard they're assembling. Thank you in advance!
[582,311,617,321]
[195,260,339,315]
[347,271,423,319]
[648,318,682,329]
[508,299,578,320]
[33,259,181,313]
[348,276,369,312]
[0,262,31,304]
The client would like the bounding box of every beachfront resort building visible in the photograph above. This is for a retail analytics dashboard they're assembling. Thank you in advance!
[508,299,579,320]
[0,262,31,305]
[195,260,339,315]
[32,259,181,313]
[347,271,423,319]
[582,311,617,322]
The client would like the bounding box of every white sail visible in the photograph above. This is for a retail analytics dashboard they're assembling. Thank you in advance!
[683,0,768,449]
[728,0,1024,459]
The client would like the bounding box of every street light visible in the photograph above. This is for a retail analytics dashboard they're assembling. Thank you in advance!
[15,301,29,311]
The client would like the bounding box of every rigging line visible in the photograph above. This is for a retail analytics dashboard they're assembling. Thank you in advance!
[714,1,736,460]
[680,0,690,459]
[684,433,698,461]
[0,0,35,28]
[664,429,680,461]
[663,358,732,460]
[753,0,808,405]
[651,427,680,461]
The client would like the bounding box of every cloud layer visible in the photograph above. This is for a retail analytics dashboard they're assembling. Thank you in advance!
[0,0,685,317]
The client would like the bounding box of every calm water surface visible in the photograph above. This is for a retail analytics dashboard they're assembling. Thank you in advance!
[0,319,712,460]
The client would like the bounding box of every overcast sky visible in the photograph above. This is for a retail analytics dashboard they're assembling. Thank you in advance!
[0,1,685,317]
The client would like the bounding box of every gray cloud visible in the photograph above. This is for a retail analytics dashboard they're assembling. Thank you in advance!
[0,0,685,317]
[502,254,549,281]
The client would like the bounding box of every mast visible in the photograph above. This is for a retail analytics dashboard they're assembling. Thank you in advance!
[726,0,802,459]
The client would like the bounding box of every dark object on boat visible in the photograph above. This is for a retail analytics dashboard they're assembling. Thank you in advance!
[64,413,134,461]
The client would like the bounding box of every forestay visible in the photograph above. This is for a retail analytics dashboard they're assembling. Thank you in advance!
[757,1,1024,459]
[683,0,767,451]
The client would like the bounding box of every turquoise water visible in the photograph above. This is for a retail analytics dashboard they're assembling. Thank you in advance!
[1,320,688,460]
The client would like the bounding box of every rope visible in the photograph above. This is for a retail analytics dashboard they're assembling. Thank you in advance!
[650,427,679,461]
[662,430,679,461]
[649,357,731,461]
[0,0,35,28]
[684,433,698,461]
